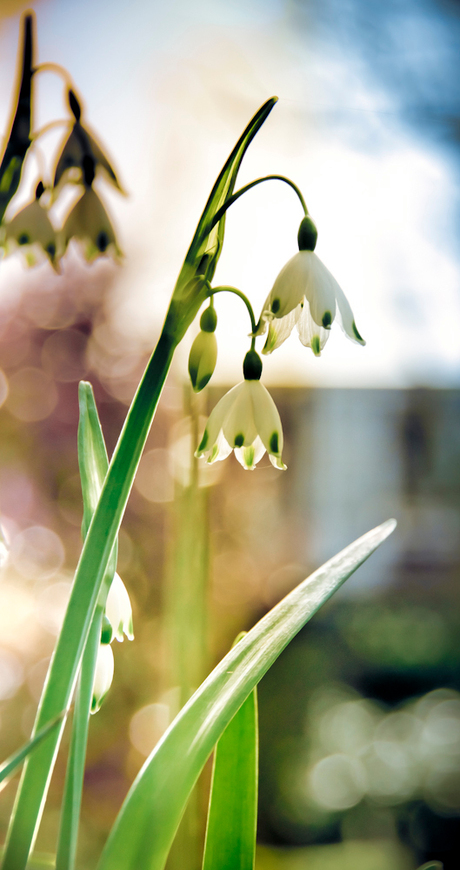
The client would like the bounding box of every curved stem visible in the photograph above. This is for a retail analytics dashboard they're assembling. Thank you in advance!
[211,286,257,334]
[32,119,70,141]
[34,61,74,89]
[210,175,308,231]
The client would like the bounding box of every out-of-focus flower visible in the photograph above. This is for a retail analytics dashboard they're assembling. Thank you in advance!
[0,523,9,572]
[257,215,365,356]
[1,181,57,268]
[91,643,114,714]
[105,573,134,643]
[53,107,123,193]
[188,305,218,391]
[196,350,286,470]
[60,185,122,263]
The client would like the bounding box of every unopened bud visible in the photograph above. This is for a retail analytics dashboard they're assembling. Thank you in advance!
[189,330,218,392]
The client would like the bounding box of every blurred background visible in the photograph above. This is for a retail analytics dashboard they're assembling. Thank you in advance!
[0,0,460,868]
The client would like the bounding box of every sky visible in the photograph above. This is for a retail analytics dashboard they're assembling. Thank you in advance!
[1,0,460,387]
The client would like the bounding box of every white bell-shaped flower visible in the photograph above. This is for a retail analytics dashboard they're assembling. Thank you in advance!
[1,183,57,268]
[196,351,286,470]
[105,573,134,643]
[258,215,365,356]
[91,643,114,714]
[53,121,122,193]
[60,186,122,263]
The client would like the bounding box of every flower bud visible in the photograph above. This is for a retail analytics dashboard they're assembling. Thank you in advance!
[91,644,114,714]
[297,215,318,252]
[189,330,218,392]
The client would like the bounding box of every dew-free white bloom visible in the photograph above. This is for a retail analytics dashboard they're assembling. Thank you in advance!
[196,379,286,470]
[105,573,134,643]
[1,195,57,268]
[258,215,365,356]
[91,643,114,714]
[60,186,122,262]
[53,121,122,193]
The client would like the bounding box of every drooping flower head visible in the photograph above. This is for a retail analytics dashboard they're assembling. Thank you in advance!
[196,349,286,470]
[257,215,365,356]
[1,181,58,268]
[59,156,122,262]
[53,89,123,194]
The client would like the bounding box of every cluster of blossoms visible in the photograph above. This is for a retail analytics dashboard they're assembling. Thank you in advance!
[0,87,122,269]
[192,214,365,471]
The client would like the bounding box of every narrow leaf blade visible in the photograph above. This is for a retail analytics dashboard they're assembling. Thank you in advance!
[0,714,64,787]
[202,687,258,870]
[98,518,396,870]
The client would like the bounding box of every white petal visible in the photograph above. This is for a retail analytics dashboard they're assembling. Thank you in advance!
[5,200,57,260]
[302,252,337,328]
[296,301,331,356]
[247,381,284,463]
[205,429,233,464]
[334,283,366,346]
[61,187,121,261]
[196,383,243,457]
[91,644,114,714]
[234,436,266,470]
[262,305,301,354]
[222,381,257,448]
[105,573,134,642]
[266,252,309,318]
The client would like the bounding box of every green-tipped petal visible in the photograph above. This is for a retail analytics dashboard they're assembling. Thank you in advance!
[335,283,366,346]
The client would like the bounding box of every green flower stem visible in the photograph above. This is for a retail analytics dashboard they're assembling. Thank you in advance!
[0,14,34,223]
[209,174,308,231]
[211,286,257,334]
[55,608,103,870]
[33,62,75,90]
[32,119,70,142]
[2,320,180,870]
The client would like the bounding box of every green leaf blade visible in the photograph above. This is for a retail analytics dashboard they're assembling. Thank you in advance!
[202,687,258,870]
[97,518,396,870]
[0,715,64,787]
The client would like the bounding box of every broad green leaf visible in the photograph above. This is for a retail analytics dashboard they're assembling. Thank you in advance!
[98,518,396,870]
[0,715,64,787]
[202,685,258,870]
